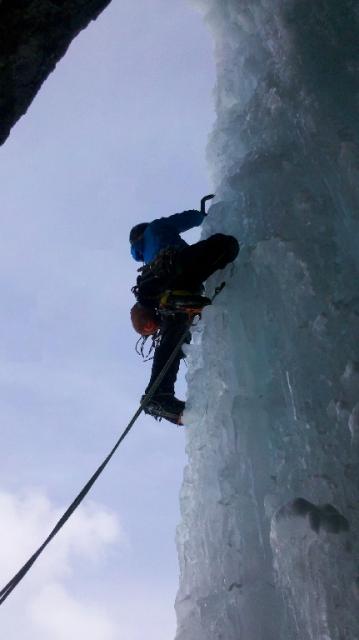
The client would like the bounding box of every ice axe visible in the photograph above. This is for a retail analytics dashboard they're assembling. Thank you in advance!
[200,193,215,216]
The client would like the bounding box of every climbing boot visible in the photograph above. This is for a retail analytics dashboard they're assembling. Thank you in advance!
[142,392,185,425]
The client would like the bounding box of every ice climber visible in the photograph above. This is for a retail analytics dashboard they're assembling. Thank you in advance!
[129,195,239,425]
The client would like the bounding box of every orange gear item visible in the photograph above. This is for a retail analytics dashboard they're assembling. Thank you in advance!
[130,303,160,336]
[159,290,211,317]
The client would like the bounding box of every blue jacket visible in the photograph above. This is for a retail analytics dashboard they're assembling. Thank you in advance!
[130,209,205,264]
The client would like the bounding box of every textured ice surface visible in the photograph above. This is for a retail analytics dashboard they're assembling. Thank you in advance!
[175,1,359,639]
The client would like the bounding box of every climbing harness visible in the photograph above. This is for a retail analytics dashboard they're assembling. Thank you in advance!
[159,290,211,314]
[0,281,226,607]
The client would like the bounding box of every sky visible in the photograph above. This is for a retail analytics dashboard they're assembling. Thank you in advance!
[0,1,215,638]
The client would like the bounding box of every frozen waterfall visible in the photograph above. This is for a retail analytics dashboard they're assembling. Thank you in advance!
[175,1,359,638]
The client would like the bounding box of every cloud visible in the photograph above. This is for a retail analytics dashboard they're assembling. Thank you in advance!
[29,583,117,640]
[0,488,122,639]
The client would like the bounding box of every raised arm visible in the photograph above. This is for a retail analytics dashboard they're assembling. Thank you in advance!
[165,209,206,233]
[166,194,215,232]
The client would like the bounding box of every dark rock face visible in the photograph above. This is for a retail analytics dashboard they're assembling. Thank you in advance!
[0,0,112,145]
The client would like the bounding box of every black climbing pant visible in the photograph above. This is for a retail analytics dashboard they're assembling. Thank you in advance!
[145,234,239,396]
[171,233,239,291]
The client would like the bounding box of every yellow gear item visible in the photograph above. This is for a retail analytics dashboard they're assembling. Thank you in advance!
[159,290,193,306]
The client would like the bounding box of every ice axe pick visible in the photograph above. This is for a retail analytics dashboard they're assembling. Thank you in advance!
[200,193,215,215]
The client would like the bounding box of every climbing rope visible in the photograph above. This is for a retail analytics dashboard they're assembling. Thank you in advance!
[0,321,192,606]
[0,282,225,606]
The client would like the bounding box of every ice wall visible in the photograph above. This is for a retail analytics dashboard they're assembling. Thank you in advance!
[176,2,359,638]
